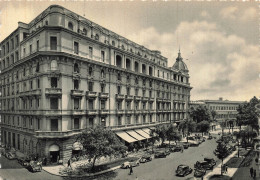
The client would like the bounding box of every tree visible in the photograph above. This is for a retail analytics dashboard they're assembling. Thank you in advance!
[214,142,229,175]
[190,105,211,123]
[76,125,127,170]
[210,110,217,121]
[154,124,168,146]
[178,119,196,142]
[219,121,226,138]
[149,128,160,153]
[196,120,210,136]
[166,124,181,146]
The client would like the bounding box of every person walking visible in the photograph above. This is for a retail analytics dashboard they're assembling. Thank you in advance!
[253,169,256,179]
[250,167,254,177]
[225,165,228,173]
[67,158,72,168]
[129,165,133,175]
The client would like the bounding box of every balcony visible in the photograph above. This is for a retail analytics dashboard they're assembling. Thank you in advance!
[125,95,134,101]
[35,130,83,138]
[142,97,149,102]
[134,109,141,114]
[148,97,155,102]
[31,89,42,97]
[44,109,62,116]
[142,110,149,114]
[148,109,156,113]
[19,91,30,98]
[134,96,141,101]
[86,91,98,99]
[45,88,62,97]
[125,110,133,114]
[71,90,84,97]
[116,109,125,115]
[99,109,109,115]
[99,92,109,99]
[71,109,85,115]
[116,94,125,100]
[87,109,98,115]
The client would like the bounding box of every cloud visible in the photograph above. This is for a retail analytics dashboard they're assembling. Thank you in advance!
[127,21,259,101]
[220,6,238,20]
[240,7,257,21]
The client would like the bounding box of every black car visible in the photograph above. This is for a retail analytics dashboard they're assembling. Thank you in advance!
[194,168,206,177]
[17,157,31,167]
[204,158,216,166]
[175,165,193,177]
[173,145,182,152]
[194,161,214,170]
[183,142,189,149]
[154,151,167,158]
[140,155,152,163]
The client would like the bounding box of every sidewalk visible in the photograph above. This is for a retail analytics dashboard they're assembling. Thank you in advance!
[204,150,237,179]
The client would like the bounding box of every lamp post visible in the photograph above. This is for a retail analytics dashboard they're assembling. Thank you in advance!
[237,139,241,158]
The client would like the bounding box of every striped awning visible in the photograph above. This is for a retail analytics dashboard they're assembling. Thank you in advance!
[135,129,150,139]
[116,131,137,143]
[126,130,146,141]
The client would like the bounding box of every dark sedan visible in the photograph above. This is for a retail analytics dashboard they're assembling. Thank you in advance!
[175,165,193,177]
[194,168,206,177]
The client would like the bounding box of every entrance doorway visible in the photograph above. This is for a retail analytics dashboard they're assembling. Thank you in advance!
[49,144,60,163]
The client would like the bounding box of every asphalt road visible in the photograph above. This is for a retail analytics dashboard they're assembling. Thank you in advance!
[112,136,219,180]
[0,154,63,180]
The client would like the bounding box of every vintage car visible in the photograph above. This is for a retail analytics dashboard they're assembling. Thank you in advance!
[121,158,140,169]
[188,140,200,147]
[194,168,206,177]
[154,151,167,158]
[194,161,214,170]
[208,135,213,140]
[140,155,152,163]
[5,152,16,160]
[17,157,31,167]
[172,145,182,152]
[204,158,216,166]
[27,161,42,172]
[175,165,193,177]
[182,142,189,149]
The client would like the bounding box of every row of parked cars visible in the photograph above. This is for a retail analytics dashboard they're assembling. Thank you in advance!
[121,154,153,168]
[175,158,216,177]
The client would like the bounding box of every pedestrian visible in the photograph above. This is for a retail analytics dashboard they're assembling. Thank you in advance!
[225,165,228,173]
[250,167,254,177]
[129,165,133,175]
[67,158,71,168]
[253,169,256,179]
[181,146,184,153]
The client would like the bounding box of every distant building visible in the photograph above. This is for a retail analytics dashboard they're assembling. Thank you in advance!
[190,98,246,127]
[0,5,191,163]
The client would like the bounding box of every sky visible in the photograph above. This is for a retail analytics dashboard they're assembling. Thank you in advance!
[0,1,259,101]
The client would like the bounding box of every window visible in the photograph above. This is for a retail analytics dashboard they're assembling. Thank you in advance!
[101,118,106,127]
[89,118,94,128]
[117,86,121,94]
[89,82,93,92]
[149,90,152,98]
[89,47,93,58]
[135,88,138,96]
[135,62,139,72]
[30,81,33,90]
[82,28,87,35]
[50,98,58,109]
[143,115,146,123]
[89,99,94,110]
[68,22,73,30]
[157,70,160,77]
[50,37,57,50]
[45,21,48,25]
[37,79,40,88]
[142,64,146,74]
[7,42,9,53]
[116,55,122,68]
[15,35,19,47]
[100,84,105,93]
[117,101,122,110]
[135,78,138,85]
[101,70,105,78]
[36,40,39,51]
[37,119,40,130]
[149,102,153,109]
[51,119,58,131]
[126,101,131,110]
[112,41,115,46]
[74,42,79,54]
[15,51,19,61]
[143,90,146,97]
[127,87,130,96]
[36,62,39,72]
[11,39,14,50]
[74,118,79,129]
[143,79,146,86]
[74,99,80,110]
[51,77,58,88]
[30,44,32,54]
[89,66,93,76]
[36,98,40,108]
[117,73,121,81]
[143,102,146,109]
[74,63,79,73]
[74,80,79,90]
[126,58,131,70]
[118,116,122,126]
[101,100,105,110]
[95,34,99,40]
[101,51,105,62]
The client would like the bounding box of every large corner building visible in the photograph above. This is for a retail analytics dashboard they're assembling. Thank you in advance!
[0,5,191,163]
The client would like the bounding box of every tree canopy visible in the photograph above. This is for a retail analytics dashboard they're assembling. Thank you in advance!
[190,105,211,123]
[76,125,127,170]
[196,120,210,136]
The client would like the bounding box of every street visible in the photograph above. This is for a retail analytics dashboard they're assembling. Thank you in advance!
[112,136,219,180]
[0,155,63,180]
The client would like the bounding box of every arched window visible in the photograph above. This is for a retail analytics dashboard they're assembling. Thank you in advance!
[116,55,122,68]
[101,69,105,78]
[68,22,73,30]
[45,21,48,25]
[83,28,87,35]
[126,58,131,70]
[51,60,58,70]
[134,62,139,73]
[74,63,79,73]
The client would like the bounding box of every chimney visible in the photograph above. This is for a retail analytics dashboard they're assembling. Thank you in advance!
[219,97,223,101]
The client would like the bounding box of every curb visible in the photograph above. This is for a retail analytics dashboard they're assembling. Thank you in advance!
[43,165,121,177]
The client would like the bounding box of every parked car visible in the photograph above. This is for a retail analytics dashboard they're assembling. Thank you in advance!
[183,142,189,149]
[208,135,213,140]
[17,157,31,167]
[194,161,214,170]
[188,140,200,147]
[175,165,193,177]
[204,158,216,166]
[154,151,167,158]
[172,145,182,152]
[121,158,140,168]
[5,152,16,160]
[165,149,171,156]
[27,161,42,172]
[140,155,152,163]
[194,168,206,177]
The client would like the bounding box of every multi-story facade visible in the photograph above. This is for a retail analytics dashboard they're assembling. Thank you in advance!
[190,98,245,127]
[0,5,191,163]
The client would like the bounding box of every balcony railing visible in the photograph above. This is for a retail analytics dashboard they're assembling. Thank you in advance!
[142,97,149,101]
[71,109,85,115]
[116,94,125,100]
[31,89,42,96]
[125,95,134,101]
[87,109,98,115]
[35,130,83,138]
[99,92,109,99]
[99,109,109,115]
[125,110,133,114]
[86,91,98,99]
[148,97,155,102]
[116,109,125,114]
[71,90,84,97]
[134,96,141,101]
[45,88,62,97]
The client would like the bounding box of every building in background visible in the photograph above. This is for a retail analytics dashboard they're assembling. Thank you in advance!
[0,5,191,163]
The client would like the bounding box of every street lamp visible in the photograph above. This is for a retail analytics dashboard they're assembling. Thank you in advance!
[238,139,241,158]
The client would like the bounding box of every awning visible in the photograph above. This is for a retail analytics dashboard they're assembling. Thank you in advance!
[142,128,151,135]
[73,142,83,150]
[49,144,60,151]
[116,131,137,143]
[126,130,146,141]
[135,129,150,139]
